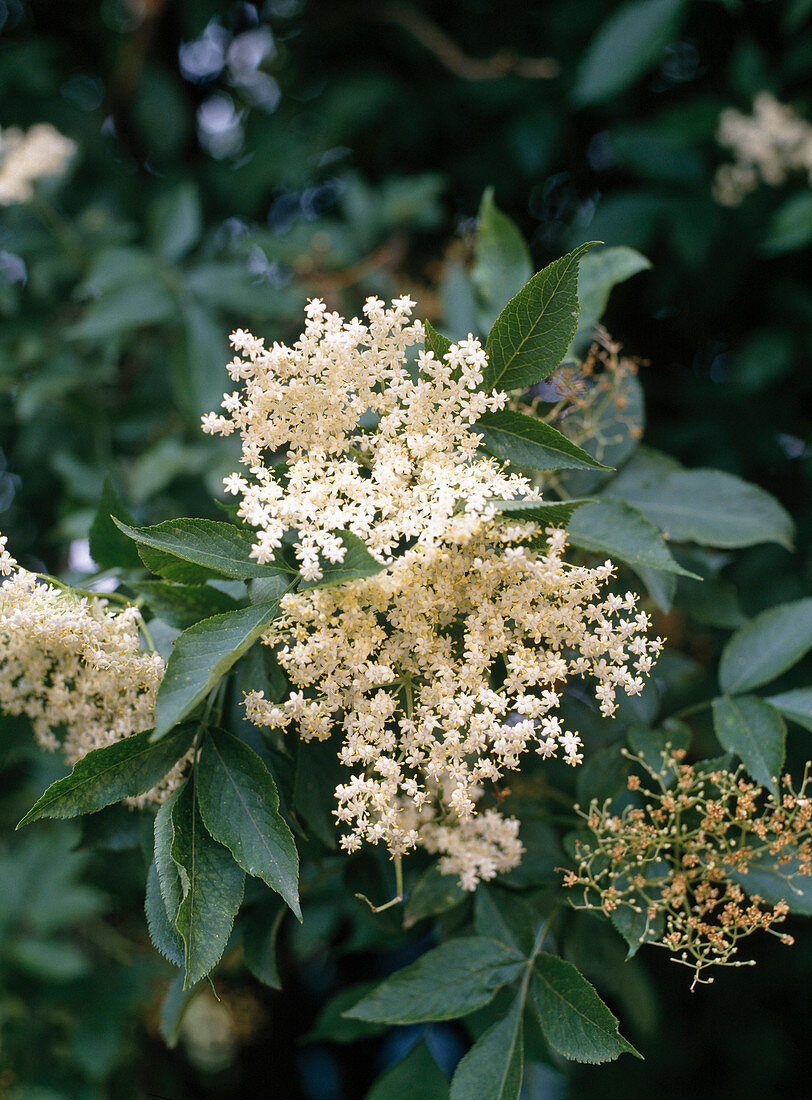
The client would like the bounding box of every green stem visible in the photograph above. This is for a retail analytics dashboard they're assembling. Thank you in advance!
[35,572,132,605]
[355,854,404,913]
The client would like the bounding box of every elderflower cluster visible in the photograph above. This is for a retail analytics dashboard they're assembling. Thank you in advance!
[0,536,175,803]
[0,123,76,206]
[713,93,812,206]
[202,295,541,581]
[246,526,662,885]
[564,748,811,988]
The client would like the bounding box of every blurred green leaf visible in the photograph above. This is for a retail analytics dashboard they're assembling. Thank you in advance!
[572,0,687,106]
[568,499,699,576]
[367,1042,449,1100]
[473,188,533,332]
[149,182,202,262]
[719,599,812,694]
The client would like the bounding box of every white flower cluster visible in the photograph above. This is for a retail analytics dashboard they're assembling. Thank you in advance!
[202,295,541,580]
[0,536,173,803]
[713,92,812,206]
[210,298,663,889]
[245,526,662,885]
[0,123,76,206]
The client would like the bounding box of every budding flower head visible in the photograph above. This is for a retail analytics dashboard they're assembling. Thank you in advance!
[564,747,812,987]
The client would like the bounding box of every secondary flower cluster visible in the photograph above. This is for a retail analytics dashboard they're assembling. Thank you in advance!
[202,295,539,581]
[246,524,662,885]
[713,92,812,206]
[0,123,76,206]
[564,747,811,988]
[0,535,171,802]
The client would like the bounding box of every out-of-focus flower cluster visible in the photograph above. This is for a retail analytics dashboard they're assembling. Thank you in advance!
[202,295,537,581]
[0,534,176,803]
[221,298,663,889]
[713,93,812,206]
[563,747,812,987]
[0,123,76,206]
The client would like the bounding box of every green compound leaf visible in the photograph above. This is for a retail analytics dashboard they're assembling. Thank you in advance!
[88,475,142,571]
[113,516,292,580]
[345,938,525,1025]
[483,243,597,394]
[488,497,593,528]
[765,688,812,734]
[301,530,387,590]
[17,725,194,827]
[607,468,794,551]
[145,861,184,968]
[366,1042,450,1100]
[719,599,812,695]
[473,187,533,332]
[712,696,786,795]
[532,953,641,1064]
[450,993,523,1100]
[567,499,700,577]
[170,781,245,988]
[424,319,453,362]
[197,729,300,918]
[151,600,283,740]
[475,410,608,472]
[572,0,687,106]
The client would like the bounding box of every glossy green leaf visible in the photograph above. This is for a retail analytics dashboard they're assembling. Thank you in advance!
[345,938,524,1024]
[607,468,794,550]
[366,1042,449,1100]
[475,410,607,472]
[17,725,194,826]
[450,994,523,1100]
[719,599,812,695]
[532,953,641,1063]
[473,188,533,332]
[197,729,300,917]
[151,600,282,740]
[113,517,291,580]
[170,781,245,988]
[489,497,592,527]
[483,244,596,393]
[712,696,786,794]
[567,499,699,576]
[765,687,812,734]
[572,0,687,106]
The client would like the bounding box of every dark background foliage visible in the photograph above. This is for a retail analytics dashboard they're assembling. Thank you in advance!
[0,0,810,1096]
